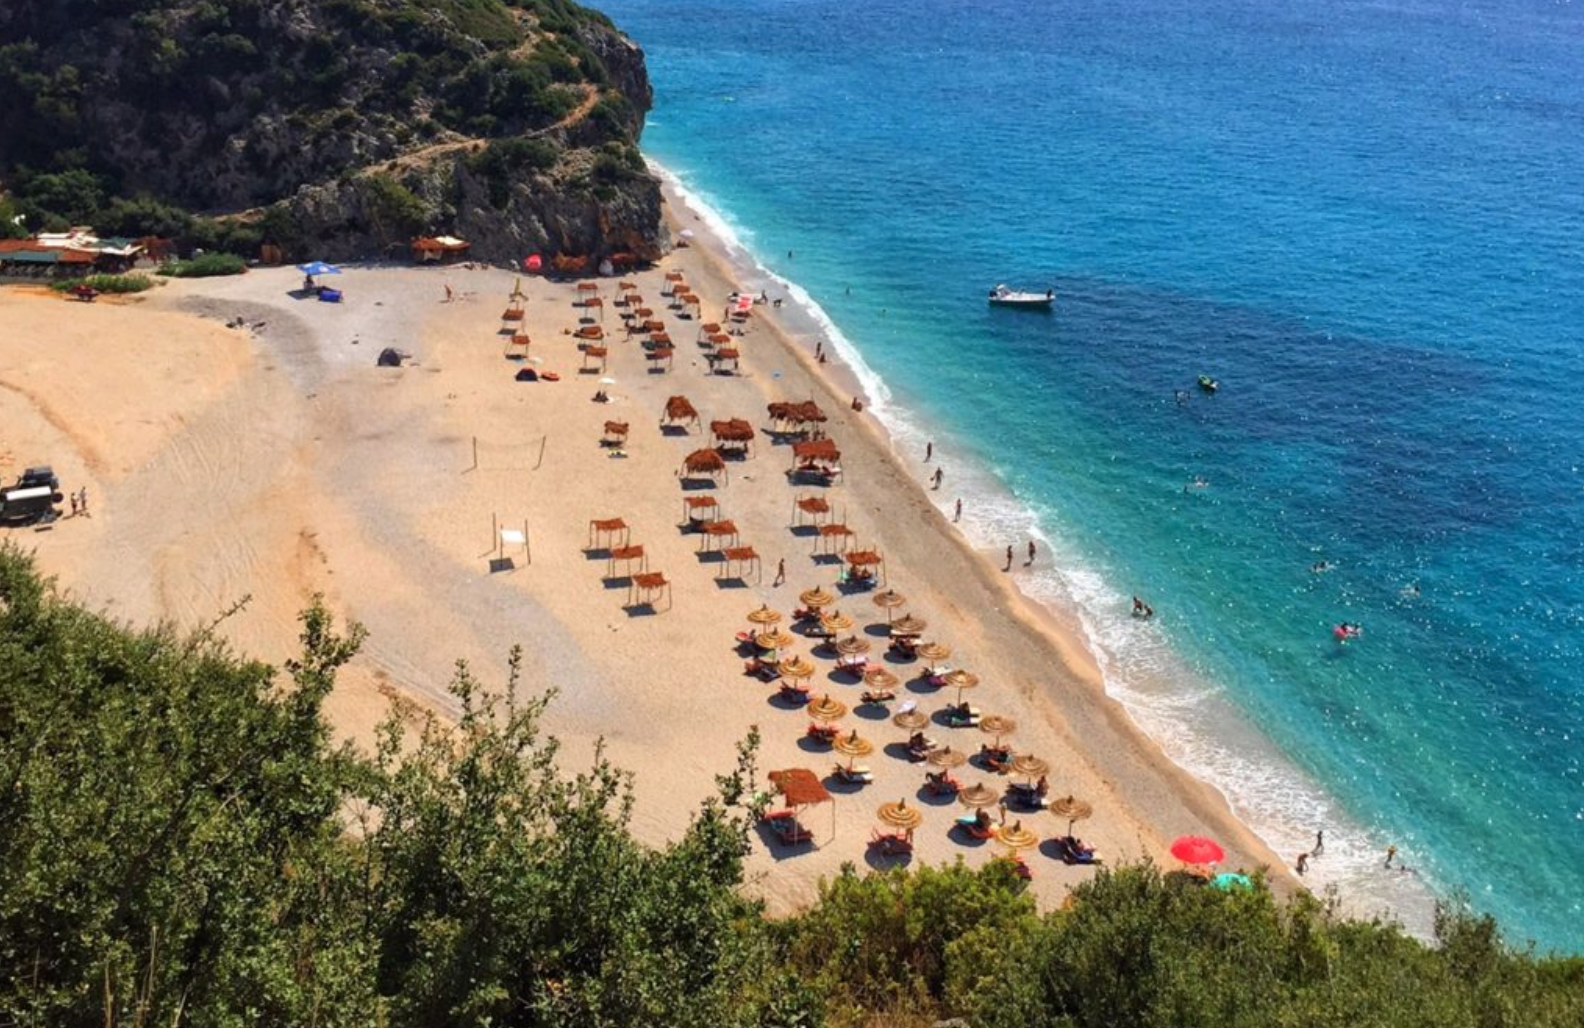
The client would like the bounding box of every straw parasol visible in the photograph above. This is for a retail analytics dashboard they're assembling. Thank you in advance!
[893,708,929,731]
[980,715,1018,744]
[820,610,854,632]
[959,782,1001,809]
[878,799,923,831]
[872,589,908,621]
[994,820,1040,852]
[779,655,817,680]
[891,614,928,636]
[800,586,837,608]
[835,635,872,656]
[1010,755,1050,781]
[917,641,952,662]
[926,746,967,769]
[833,729,874,764]
[808,694,849,723]
[944,670,980,704]
[864,667,900,689]
[746,605,783,626]
[755,629,797,650]
[1050,795,1094,834]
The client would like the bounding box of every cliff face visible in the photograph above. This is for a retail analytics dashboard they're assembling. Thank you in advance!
[0,0,667,263]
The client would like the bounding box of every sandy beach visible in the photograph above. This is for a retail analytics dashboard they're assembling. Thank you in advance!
[0,199,1295,912]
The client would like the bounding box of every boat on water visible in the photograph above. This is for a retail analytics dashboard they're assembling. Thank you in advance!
[1197,374,1219,393]
[988,284,1054,308]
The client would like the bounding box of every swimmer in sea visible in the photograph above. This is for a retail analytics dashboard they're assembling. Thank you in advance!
[1311,561,1334,574]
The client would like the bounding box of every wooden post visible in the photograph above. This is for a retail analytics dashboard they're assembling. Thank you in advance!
[522,520,531,566]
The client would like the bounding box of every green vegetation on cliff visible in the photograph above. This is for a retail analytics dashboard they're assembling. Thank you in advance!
[3,545,1579,1028]
[0,0,662,260]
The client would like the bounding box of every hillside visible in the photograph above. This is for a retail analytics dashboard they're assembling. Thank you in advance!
[0,0,665,262]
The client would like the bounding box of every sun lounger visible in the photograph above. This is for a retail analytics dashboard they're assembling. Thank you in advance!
[954,815,996,840]
[834,764,873,785]
[860,688,896,705]
[1007,782,1049,810]
[869,829,913,856]
[806,724,839,744]
[1054,835,1099,865]
[765,811,813,845]
[925,771,961,796]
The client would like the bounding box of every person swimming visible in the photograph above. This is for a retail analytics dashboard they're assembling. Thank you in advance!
[1310,560,1335,574]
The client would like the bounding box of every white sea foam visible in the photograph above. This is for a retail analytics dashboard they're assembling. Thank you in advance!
[653,158,1439,934]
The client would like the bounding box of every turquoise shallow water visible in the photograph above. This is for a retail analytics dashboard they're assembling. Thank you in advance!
[598,0,1584,950]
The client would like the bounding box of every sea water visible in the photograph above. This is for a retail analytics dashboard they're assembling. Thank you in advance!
[597,0,1584,951]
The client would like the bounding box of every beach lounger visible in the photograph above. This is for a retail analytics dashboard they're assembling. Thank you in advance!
[868,829,913,856]
[834,764,873,785]
[954,815,996,841]
[806,724,839,745]
[925,771,961,796]
[860,688,896,705]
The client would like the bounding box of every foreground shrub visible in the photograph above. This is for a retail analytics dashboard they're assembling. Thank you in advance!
[47,273,155,294]
[158,252,247,277]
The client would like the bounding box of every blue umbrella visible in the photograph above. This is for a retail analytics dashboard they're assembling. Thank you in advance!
[297,261,342,276]
[1210,872,1254,892]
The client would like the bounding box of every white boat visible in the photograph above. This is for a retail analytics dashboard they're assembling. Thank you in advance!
[988,283,1054,308]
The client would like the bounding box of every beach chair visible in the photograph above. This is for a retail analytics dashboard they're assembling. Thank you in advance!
[1055,836,1099,865]
[806,723,839,745]
[954,815,996,841]
[868,829,913,856]
[980,744,1014,773]
[834,764,873,785]
[764,810,813,846]
[1007,782,1049,810]
[860,688,896,705]
[925,771,961,796]
[779,682,812,704]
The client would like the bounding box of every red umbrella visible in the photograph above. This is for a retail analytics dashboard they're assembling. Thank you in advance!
[524,254,543,272]
[1169,835,1225,865]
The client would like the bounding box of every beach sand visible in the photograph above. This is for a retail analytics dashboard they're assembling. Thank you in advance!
[0,207,1295,912]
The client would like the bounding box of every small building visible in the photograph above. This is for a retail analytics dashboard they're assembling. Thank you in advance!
[411,236,471,263]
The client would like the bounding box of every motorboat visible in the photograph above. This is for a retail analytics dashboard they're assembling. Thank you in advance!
[1197,374,1219,393]
[987,284,1054,308]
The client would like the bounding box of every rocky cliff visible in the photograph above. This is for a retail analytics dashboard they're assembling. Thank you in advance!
[0,0,667,263]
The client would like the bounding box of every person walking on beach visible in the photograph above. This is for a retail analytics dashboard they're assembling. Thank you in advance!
[78,488,88,516]
[1027,540,1037,566]
[814,340,823,361]
[954,498,962,523]
[444,283,454,303]
[1384,845,1397,869]
[774,558,786,587]
[931,467,944,490]
[925,441,933,462]
[1313,830,1325,857]
[1296,852,1310,876]
[1004,545,1014,571]
[69,492,79,517]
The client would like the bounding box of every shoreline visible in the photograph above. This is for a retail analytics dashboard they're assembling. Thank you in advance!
[3,181,1433,924]
[652,161,1446,931]
[652,172,1308,901]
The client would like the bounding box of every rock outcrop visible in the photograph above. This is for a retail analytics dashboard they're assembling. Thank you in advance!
[0,0,667,263]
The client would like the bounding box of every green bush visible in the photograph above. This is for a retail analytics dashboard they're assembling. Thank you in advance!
[47,273,156,294]
[158,252,248,277]
[361,173,428,236]
[7,543,1578,1028]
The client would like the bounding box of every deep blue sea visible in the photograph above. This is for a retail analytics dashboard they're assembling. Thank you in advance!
[597,0,1584,950]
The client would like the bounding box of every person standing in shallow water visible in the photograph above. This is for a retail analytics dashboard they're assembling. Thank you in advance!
[1004,545,1014,571]
[1313,830,1325,857]
[953,498,962,523]
[925,441,933,462]
[1296,852,1310,875]
[1027,540,1037,566]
